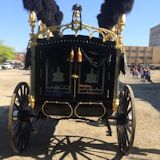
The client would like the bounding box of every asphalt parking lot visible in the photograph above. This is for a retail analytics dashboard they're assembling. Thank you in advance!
[0,69,160,160]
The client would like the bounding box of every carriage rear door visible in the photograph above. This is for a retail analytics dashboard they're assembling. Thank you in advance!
[75,47,108,100]
[40,45,73,99]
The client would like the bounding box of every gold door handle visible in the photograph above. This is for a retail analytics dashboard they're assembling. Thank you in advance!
[71,74,79,79]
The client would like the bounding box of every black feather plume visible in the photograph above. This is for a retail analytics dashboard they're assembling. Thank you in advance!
[37,0,57,26]
[23,0,33,10]
[54,5,63,25]
[118,0,135,14]
[32,0,43,12]
[22,0,63,27]
[97,0,134,29]
[23,0,42,12]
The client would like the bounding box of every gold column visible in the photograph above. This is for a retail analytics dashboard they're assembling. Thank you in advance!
[28,11,37,109]
[112,14,126,112]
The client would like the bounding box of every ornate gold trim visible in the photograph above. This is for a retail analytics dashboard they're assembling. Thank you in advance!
[29,21,117,43]
[115,14,126,51]
[41,101,73,119]
[28,11,126,51]
[29,95,35,109]
[29,11,36,37]
[112,98,120,112]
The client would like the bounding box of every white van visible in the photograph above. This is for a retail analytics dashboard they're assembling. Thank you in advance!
[1,63,13,69]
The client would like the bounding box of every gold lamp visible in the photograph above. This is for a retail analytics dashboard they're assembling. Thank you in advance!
[29,11,36,36]
[116,14,126,51]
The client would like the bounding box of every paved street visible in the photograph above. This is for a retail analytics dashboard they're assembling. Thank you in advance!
[0,69,160,160]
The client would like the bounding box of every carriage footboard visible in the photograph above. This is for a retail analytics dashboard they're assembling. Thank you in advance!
[41,101,107,119]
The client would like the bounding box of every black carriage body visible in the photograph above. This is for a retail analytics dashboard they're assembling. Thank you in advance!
[9,3,136,154]
[31,35,120,118]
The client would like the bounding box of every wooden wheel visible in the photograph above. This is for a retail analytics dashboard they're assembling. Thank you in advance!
[8,82,31,153]
[116,85,136,155]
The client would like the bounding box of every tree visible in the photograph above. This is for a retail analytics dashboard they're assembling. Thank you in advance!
[0,41,15,64]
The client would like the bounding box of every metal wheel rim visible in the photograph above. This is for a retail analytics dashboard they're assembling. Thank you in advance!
[117,85,136,155]
[8,82,31,153]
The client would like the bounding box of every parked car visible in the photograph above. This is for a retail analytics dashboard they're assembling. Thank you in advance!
[149,65,156,70]
[1,63,13,69]
[155,66,160,70]
[0,65,2,70]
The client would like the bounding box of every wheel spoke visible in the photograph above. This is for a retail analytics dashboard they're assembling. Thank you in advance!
[19,125,24,150]
[118,125,129,153]
[123,126,130,146]
[25,87,29,96]
[119,126,125,151]
[125,124,131,134]
[123,88,128,102]
[122,127,127,151]
[17,125,23,150]
[117,127,121,145]
[124,93,128,105]
[14,103,22,111]
[14,121,23,139]
[24,122,31,146]
[125,97,131,112]
[120,91,129,113]
[123,88,128,96]
[13,120,22,130]
[21,123,27,150]
[23,85,26,96]
[20,86,24,96]
[126,107,132,116]
[16,93,22,105]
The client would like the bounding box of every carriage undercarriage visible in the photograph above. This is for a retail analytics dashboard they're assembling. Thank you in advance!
[8,78,136,155]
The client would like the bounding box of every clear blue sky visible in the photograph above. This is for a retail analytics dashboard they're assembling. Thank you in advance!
[0,0,160,52]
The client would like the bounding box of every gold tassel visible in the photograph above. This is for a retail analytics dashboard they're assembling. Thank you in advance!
[78,47,82,62]
[70,49,74,62]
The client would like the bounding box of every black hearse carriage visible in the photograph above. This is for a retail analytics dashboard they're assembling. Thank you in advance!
[8,4,136,155]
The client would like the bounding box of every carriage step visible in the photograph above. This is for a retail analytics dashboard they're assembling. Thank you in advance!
[74,102,106,119]
[42,101,73,119]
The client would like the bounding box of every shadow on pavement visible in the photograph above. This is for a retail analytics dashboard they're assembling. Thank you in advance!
[0,106,123,160]
[131,146,160,157]
[25,135,124,160]
[0,106,160,160]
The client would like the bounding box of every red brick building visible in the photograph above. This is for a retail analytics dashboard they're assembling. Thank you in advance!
[15,52,25,62]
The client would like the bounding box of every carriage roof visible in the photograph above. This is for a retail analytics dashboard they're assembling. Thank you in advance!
[28,4,126,53]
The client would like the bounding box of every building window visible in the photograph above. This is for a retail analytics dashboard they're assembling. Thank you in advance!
[146,52,152,57]
[131,50,137,53]
[139,56,144,59]
[139,50,145,53]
